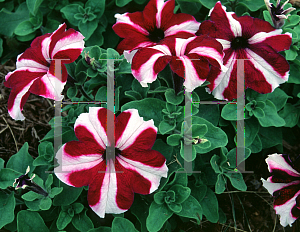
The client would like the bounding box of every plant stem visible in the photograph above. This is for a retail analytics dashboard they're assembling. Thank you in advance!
[172,71,184,95]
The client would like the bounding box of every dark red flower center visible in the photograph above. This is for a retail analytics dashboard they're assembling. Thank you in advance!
[148,27,165,43]
[103,147,121,161]
[231,36,249,50]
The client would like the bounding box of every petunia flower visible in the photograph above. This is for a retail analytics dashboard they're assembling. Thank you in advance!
[264,0,296,28]
[54,107,168,218]
[112,0,200,56]
[4,23,84,120]
[129,36,227,93]
[197,1,292,100]
[13,166,48,197]
[261,154,300,227]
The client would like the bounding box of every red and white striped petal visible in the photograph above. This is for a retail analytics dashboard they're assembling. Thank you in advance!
[262,154,300,227]
[49,23,85,62]
[54,142,105,187]
[116,109,157,150]
[131,45,172,87]
[74,107,111,149]
[4,68,47,120]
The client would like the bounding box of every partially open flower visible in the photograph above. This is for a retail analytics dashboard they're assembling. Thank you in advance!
[197,1,292,100]
[13,166,48,197]
[264,0,296,28]
[130,36,226,93]
[112,0,200,56]
[4,23,84,120]
[54,107,168,218]
[261,154,300,227]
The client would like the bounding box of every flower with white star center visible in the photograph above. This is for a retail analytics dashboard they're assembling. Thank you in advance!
[54,107,168,218]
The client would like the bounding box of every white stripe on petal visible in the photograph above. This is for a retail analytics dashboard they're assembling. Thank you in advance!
[51,36,85,58]
[226,12,242,37]
[266,153,300,177]
[132,52,166,87]
[181,56,205,92]
[39,72,65,100]
[117,155,168,192]
[246,48,289,91]
[116,109,157,150]
[156,0,165,28]
[248,30,282,44]
[16,58,49,70]
[211,52,236,100]
[175,38,189,57]
[216,39,231,50]
[114,13,149,35]
[74,108,107,149]
[90,159,124,218]
[189,46,226,71]
[164,21,201,37]
[261,178,300,195]
[42,37,51,62]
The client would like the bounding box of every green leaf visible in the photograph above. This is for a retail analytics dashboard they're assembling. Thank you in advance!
[78,19,98,40]
[73,203,84,214]
[258,126,282,149]
[267,88,290,111]
[72,210,94,232]
[57,211,73,230]
[159,120,176,135]
[130,195,149,232]
[49,187,63,198]
[0,3,30,36]
[45,174,53,190]
[86,0,105,17]
[210,155,222,174]
[283,15,300,28]
[95,86,107,101]
[169,184,191,204]
[258,100,286,127]
[263,10,273,25]
[167,202,182,213]
[192,116,228,154]
[112,217,138,232]
[88,227,111,232]
[200,188,219,223]
[116,0,132,7]
[17,211,49,232]
[248,134,262,153]
[53,182,83,206]
[152,139,173,163]
[285,46,298,60]
[166,168,188,188]
[6,142,34,174]
[198,0,219,9]
[253,107,265,118]
[165,89,184,105]
[22,191,41,201]
[154,191,166,205]
[166,134,182,146]
[125,90,142,100]
[180,141,197,162]
[278,103,300,127]
[0,158,4,170]
[238,0,265,11]
[26,0,43,16]
[67,86,77,99]
[146,202,173,232]
[190,184,207,203]
[215,174,226,194]
[176,195,202,222]
[121,98,166,128]
[39,197,52,210]
[221,103,244,121]
[60,4,81,26]
[0,168,22,189]
[0,192,15,228]
[225,147,251,170]
[224,172,247,191]
[244,117,260,147]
